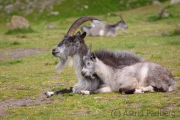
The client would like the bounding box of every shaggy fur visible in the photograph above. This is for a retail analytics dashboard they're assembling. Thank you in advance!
[95,49,143,69]
[81,46,178,95]
[45,31,144,97]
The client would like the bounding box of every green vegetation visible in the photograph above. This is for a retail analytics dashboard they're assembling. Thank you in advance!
[0,0,168,23]
[0,0,180,120]
[5,27,35,35]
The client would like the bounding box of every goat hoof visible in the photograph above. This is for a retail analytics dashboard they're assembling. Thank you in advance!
[134,89,144,94]
[44,91,54,98]
[80,90,90,95]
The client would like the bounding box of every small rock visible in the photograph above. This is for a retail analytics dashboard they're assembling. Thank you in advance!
[157,8,169,18]
[7,15,30,30]
[170,0,180,4]
[50,11,59,15]
[162,10,169,17]
[84,5,88,9]
[25,9,33,15]
[4,4,14,13]
[46,24,55,29]
[0,5,3,10]
[152,0,161,5]
[175,24,180,34]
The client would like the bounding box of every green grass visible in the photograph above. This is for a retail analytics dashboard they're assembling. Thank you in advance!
[5,27,35,35]
[0,1,180,120]
[0,0,168,23]
[0,60,22,66]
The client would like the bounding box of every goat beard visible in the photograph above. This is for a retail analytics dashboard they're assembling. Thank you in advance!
[55,55,68,73]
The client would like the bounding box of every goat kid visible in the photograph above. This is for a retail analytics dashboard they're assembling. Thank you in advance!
[81,46,178,95]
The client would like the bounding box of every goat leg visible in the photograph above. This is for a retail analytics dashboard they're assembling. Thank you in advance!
[80,86,112,95]
[45,87,73,98]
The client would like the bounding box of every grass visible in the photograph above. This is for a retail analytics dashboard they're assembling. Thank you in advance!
[0,0,180,120]
[5,27,35,35]
[0,0,168,23]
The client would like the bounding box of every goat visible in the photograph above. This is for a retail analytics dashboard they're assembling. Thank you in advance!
[81,45,178,95]
[80,20,103,35]
[45,16,144,97]
[81,15,128,36]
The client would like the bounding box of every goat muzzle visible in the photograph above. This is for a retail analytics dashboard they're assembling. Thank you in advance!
[81,71,86,76]
[52,48,59,56]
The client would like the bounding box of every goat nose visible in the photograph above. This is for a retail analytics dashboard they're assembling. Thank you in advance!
[52,48,56,52]
[52,48,57,55]
[81,71,86,76]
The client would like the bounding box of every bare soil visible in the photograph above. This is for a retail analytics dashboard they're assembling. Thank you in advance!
[0,93,60,117]
[0,48,52,118]
[0,48,47,61]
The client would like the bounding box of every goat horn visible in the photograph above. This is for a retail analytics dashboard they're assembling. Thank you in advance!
[119,14,124,21]
[67,16,101,36]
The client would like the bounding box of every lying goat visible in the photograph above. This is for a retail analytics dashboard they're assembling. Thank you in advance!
[45,16,144,97]
[81,15,128,36]
[81,45,178,95]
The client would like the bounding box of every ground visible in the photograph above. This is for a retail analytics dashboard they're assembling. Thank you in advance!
[0,1,180,120]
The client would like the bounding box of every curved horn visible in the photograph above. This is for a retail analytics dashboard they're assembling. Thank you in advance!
[119,14,124,21]
[67,16,101,36]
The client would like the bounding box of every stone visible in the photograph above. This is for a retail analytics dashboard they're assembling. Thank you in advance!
[152,0,161,5]
[157,8,169,18]
[46,24,54,29]
[157,8,164,17]
[170,0,180,4]
[50,11,59,15]
[162,10,169,17]
[0,5,3,10]
[175,24,180,34]
[7,15,30,30]
[4,4,13,13]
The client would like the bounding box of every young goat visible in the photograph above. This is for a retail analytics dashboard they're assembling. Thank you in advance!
[81,46,178,95]
[81,15,128,36]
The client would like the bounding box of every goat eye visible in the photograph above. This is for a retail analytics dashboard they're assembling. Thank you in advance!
[87,62,91,66]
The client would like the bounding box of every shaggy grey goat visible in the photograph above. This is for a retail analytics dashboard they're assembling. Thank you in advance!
[81,15,128,36]
[81,45,178,95]
[45,16,144,97]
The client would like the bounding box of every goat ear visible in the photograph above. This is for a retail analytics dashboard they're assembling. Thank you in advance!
[81,32,86,39]
[75,31,81,36]
[91,53,96,61]
[87,44,92,55]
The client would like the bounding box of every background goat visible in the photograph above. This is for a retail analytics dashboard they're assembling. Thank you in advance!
[45,16,144,97]
[81,15,128,36]
[81,45,178,95]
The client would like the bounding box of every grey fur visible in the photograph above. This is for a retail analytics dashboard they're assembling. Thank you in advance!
[45,31,144,97]
[81,16,128,36]
[81,46,178,94]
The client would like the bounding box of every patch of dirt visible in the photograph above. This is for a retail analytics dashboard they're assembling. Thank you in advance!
[71,109,91,115]
[161,104,180,113]
[0,93,60,118]
[0,109,9,118]
[0,48,47,61]
[126,103,142,108]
